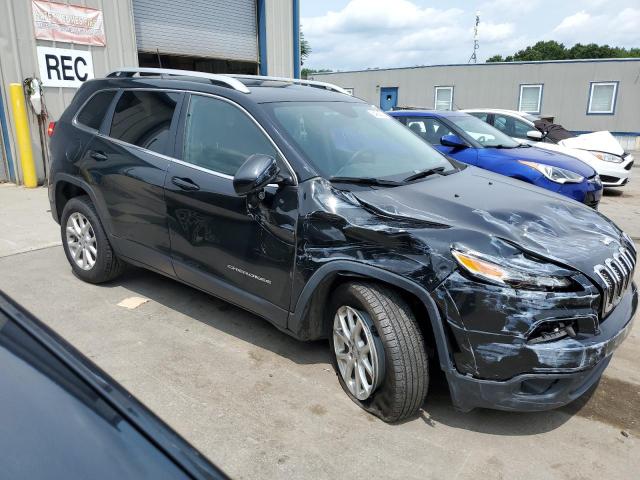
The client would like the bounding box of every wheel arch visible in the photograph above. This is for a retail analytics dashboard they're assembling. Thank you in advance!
[53,174,113,234]
[287,261,455,373]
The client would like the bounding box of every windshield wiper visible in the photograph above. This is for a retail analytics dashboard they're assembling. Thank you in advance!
[329,176,402,186]
[491,144,517,149]
[402,166,446,182]
[516,143,532,148]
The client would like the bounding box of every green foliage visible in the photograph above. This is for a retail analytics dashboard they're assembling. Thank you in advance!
[486,41,640,62]
[300,29,311,65]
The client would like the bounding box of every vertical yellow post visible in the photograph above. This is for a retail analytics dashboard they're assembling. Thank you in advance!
[9,83,38,188]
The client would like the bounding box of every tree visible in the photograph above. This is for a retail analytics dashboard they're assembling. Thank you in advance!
[487,41,640,62]
[300,29,311,65]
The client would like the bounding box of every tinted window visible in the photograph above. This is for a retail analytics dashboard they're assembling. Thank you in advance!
[76,91,116,130]
[513,117,534,138]
[110,91,180,154]
[182,95,278,175]
[493,114,532,139]
[405,117,454,145]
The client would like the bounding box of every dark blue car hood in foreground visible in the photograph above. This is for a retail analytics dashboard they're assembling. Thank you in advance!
[0,293,226,480]
[481,145,596,178]
[352,166,622,275]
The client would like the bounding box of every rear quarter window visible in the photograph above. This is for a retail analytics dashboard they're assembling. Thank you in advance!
[76,91,116,130]
[109,90,180,154]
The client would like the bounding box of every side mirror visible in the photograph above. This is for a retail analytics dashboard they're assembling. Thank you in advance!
[440,134,467,149]
[526,130,543,140]
[233,154,281,196]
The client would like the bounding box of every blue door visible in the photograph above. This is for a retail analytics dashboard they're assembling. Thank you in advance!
[380,87,398,111]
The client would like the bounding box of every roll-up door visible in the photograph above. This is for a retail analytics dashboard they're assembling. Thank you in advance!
[132,0,258,63]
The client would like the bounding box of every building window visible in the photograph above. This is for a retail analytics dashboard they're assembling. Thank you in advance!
[588,82,618,114]
[518,84,543,114]
[434,86,453,111]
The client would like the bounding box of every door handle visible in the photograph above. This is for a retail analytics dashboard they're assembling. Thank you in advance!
[89,150,108,161]
[171,176,200,191]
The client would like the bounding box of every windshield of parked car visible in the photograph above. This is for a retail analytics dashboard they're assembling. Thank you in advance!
[263,102,456,181]
[447,115,520,148]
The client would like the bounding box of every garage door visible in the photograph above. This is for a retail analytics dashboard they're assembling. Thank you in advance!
[132,0,258,63]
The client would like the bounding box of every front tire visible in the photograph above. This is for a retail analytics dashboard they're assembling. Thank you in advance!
[329,282,429,422]
[60,196,124,283]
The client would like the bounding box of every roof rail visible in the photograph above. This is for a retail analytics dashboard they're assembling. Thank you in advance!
[106,68,251,94]
[230,74,351,95]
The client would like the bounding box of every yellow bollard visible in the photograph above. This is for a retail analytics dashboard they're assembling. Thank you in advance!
[9,83,38,188]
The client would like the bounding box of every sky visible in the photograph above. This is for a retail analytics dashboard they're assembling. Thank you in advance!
[300,0,640,71]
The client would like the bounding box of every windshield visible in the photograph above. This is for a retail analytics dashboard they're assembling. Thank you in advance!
[447,115,520,148]
[263,102,455,180]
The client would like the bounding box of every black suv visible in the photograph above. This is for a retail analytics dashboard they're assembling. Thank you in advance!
[49,68,637,422]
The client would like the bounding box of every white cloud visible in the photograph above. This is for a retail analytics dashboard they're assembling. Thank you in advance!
[479,0,541,16]
[553,8,640,45]
[303,0,504,69]
[554,11,592,32]
[302,1,640,70]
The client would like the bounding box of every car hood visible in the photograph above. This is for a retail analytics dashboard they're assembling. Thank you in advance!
[560,131,625,156]
[526,141,600,167]
[353,166,624,275]
[481,145,596,178]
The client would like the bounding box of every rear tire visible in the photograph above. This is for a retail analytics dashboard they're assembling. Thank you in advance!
[329,282,429,422]
[60,196,124,283]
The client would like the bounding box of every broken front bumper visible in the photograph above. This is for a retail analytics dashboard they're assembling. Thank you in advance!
[436,273,637,412]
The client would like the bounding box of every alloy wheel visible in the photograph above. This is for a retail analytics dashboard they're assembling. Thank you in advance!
[66,212,98,270]
[333,305,383,400]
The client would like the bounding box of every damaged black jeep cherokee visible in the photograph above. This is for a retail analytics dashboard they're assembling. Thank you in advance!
[48,68,637,422]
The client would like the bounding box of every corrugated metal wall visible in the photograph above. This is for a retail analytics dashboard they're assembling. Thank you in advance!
[0,0,297,183]
[133,0,258,62]
[265,0,293,78]
[312,60,640,135]
[0,0,138,184]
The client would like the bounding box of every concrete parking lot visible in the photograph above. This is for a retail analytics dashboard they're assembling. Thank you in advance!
[0,180,639,479]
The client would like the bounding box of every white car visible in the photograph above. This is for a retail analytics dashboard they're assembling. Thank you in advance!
[463,108,633,188]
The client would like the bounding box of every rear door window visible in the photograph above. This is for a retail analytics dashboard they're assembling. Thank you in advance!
[76,91,116,130]
[109,90,181,154]
[181,94,278,176]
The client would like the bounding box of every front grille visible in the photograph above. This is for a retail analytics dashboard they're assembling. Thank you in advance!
[599,175,619,184]
[594,246,636,315]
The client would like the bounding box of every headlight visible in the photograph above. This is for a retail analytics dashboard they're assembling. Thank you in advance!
[518,160,584,184]
[590,151,624,163]
[451,248,574,290]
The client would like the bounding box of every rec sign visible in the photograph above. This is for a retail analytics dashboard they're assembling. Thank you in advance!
[37,46,94,88]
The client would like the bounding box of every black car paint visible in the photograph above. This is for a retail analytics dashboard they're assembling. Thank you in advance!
[48,76,637,412]
[0,292,226,479]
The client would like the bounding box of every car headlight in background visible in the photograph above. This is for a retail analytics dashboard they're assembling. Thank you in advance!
[518,160,584,184]
[451,248,574,290]
[590,151,624,163]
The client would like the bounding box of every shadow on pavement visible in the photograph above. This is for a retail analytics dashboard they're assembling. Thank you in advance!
[412,369,576,435]
[103,266,330,367]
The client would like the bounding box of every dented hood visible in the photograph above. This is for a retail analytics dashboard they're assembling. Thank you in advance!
[560,131,625,156]
[353,166,623,275]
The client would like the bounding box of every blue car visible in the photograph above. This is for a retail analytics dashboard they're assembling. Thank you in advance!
[390,110,603,208]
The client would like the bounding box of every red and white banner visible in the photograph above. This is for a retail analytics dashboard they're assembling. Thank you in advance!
[32,1,106,47]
